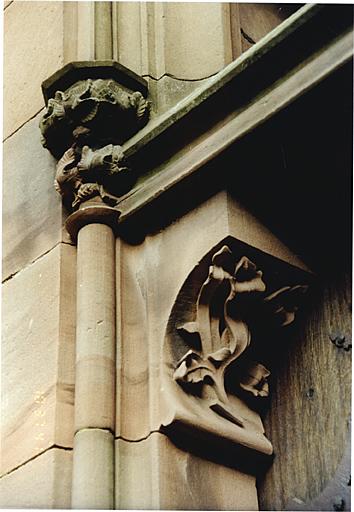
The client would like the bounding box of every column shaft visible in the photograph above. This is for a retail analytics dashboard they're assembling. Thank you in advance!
[72,223,116,509]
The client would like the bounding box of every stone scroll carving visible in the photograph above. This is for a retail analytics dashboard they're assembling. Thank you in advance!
[40,64,150,211]
[162,241,309,465]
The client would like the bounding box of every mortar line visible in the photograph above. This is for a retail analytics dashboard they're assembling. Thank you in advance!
[115,429,161,443]
[3,107,44,143]
[2,240,74,284]
[0,444,72,479]
[142,71,219,83]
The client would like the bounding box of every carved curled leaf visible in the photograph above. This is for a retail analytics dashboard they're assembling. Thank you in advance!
[211,245,235,274]
[55,147,81,201]
[77,144,127,176]
[177,322,199,335]
[69,80,92,107]
[233,256,266,294]
[173,350,214,386]
[239,362,270,398]
[264,285,308,326]
[130,91,150,121]
[207,348,232,368]
[72,183,100,207]
[47,97,65,120]
[185,367,214,385]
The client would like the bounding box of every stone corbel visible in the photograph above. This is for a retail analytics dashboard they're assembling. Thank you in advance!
[40,61,150,509]
[161,238,311,472]
[40,61,150,238]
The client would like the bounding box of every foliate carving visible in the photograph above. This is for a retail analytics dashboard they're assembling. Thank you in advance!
[162,242,309,461]
[55,138,132,210]
[40,71,150,211]
[40,78,149,158]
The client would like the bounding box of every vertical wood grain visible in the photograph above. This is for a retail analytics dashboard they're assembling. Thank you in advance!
[258,271,351,510]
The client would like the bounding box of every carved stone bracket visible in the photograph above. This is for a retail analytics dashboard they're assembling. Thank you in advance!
[40,61,150,216]
[162,238,311,470]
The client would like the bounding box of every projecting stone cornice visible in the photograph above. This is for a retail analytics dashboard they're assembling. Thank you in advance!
[122,4,352,163]
[113,4,353,237]
[39,4,352,242]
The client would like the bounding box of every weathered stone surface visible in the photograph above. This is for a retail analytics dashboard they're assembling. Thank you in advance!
[72,429,114,509]
[40,62,149,159]
[3,112,63,281]
[4,1,64,138]
[1,244,76,476]
[116,191,308,441]
[115,432,258,510]
[0,448,72,508]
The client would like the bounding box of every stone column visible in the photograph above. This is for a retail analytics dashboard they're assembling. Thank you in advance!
[71,219,116,508]
[39,61,150,509]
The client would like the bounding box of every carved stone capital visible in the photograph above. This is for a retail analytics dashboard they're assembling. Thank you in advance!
[162,238,311,470]
[40,61,150,215]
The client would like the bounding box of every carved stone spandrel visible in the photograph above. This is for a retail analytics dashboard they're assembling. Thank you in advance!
[161,238,311,470]
[116,192,311,443]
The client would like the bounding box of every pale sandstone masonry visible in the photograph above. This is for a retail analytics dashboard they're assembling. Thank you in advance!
[1,244,76,477]
[2,2,75,503]
[0,448,72,508]
[71,429,114,509]
[3,113,62,281]
[4,1,64,139]
[3,3,351,510]
[115,432,259,510]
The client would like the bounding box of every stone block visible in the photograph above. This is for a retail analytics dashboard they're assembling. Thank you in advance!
[4,1,64,138]
[1,244,76,476]
[115,432,258,510]
[72,429,114,509]
[163,3,233,79]
[3,112,63,281]
[114,2,233,81]
[0,447,72,508]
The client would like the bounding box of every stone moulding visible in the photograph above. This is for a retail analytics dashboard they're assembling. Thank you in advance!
[161,238,310,469]
[39,61,150,214]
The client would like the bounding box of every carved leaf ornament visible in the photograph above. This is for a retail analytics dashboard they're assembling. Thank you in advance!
[167,245,308,451]
[40,77,150,211]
